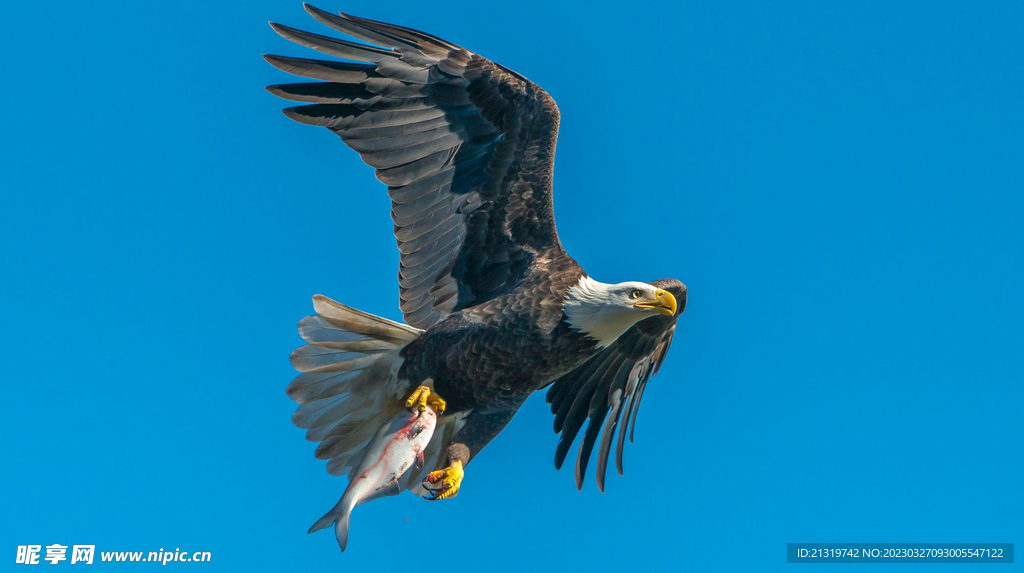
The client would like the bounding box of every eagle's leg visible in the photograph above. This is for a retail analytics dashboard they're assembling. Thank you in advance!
[405,380,446,415]
[423,459,464,501]
[422,404,523,501]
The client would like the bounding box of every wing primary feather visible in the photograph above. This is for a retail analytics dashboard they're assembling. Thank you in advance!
[553,381,596,471]
[553,354,623,470]
[615,393,634,476]
[269,22,394,62]
[335,9,460,55]
[263,54,374,82]
[628,377,651,444]
[577,357,632,489]
[574,405,609,491]
[266,82,377,103]
[283,104,445,129]
[596,389,625,493]
[304,5,422,52]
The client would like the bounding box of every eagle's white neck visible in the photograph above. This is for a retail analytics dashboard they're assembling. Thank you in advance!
[563,276,646,348]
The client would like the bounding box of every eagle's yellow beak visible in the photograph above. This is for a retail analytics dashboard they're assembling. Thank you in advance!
[634,289,677,316]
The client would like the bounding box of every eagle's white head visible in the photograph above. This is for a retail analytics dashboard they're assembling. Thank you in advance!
[563,276,678,347]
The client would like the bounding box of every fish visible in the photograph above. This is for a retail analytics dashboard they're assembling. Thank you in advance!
[308,405,438,551]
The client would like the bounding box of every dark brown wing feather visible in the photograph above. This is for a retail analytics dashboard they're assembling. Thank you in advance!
[266,5,564,329]
[546,279,687,492]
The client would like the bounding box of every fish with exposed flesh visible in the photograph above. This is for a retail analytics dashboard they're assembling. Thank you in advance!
[308,406,438,551]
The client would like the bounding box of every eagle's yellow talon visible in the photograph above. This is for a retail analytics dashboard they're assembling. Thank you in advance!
[423,460,463,500]
[405,384,445,415]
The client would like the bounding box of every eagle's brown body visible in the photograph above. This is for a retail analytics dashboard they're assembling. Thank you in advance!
[401,251,592,413]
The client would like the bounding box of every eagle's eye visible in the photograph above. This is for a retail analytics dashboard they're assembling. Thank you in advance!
[628,289,642,300]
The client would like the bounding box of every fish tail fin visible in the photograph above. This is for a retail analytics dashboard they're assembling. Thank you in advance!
[307,506,337,535]
[333,508,353,552]
[288,295,424,477]
[308,497,356,552]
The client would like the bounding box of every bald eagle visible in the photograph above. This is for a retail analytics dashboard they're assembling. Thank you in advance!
[269,5,687,501]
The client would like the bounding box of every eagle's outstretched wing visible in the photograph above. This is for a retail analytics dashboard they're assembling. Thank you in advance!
[546,279,688,492]
[266,5,564,329]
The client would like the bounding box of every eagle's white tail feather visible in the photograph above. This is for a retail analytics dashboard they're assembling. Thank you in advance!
[293,392,376,431]
[291,348,382,374]
[311,295,422,341]
[289,295,424,481]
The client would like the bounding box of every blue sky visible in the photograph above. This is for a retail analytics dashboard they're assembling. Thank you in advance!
[1,1,1021,571]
